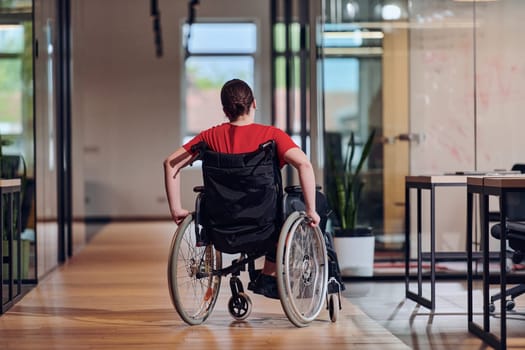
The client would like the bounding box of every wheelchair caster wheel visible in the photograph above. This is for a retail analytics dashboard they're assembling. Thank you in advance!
[228,292,252,321]
[506,299,515,311]
[489,303,496,314]
[328,295,338,322]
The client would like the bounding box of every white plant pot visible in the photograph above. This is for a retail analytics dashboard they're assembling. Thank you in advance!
[334,235,375,277]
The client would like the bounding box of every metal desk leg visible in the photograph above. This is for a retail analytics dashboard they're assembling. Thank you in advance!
[481,194,502,349]
[405,184,410,296]
[430,184,436,310]
[499,193,507,349]
[481,194,490,333]
[405,186,433,310]
[417,188,423,298]
[467,191,473,324]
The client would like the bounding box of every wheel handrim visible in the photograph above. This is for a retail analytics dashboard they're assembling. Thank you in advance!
[277,212,328,326]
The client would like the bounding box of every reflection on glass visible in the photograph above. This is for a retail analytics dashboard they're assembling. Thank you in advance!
[325,0,408,23]
[0,11,34,284]
[322,1,387,255]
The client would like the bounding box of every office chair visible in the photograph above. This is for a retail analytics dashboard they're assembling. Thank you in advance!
[489,163,525,312]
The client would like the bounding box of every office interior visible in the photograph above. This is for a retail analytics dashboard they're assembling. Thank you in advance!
[2,0,525,348]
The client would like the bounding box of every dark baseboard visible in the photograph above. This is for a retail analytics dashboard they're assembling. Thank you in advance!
[80,216,171,224]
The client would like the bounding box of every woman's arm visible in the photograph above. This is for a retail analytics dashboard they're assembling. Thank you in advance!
[163,147,194,224]
[283,147,320,226]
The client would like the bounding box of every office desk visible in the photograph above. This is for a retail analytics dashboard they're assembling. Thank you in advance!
[467,176,525,350]
[405,175,467,310]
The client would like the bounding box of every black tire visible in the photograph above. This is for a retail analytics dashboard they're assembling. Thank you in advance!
[228,292,252,321]
[328,294,338,322]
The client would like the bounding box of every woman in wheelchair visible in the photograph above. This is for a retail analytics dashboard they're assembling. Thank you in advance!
[164,79,338,326]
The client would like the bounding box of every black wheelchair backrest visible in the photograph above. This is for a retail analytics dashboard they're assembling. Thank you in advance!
[195,141,283,254]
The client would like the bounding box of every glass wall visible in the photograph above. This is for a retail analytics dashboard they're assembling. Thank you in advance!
[321,0,409,268]
[34,0,60,278]
[321,0,525,276]
[0,0,36,285]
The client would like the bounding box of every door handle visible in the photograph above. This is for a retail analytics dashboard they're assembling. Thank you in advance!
[397,133,424,143]
[381,133,425,144]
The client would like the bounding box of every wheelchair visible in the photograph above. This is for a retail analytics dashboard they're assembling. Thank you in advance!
[167,141,343,327]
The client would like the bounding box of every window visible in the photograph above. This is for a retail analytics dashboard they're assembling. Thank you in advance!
[183,22,257,140]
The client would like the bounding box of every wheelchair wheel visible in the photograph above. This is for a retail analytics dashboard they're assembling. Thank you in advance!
[167,214,222,325]
[276,211,328,327]
[228,292,252,321]
[328,294,338,322]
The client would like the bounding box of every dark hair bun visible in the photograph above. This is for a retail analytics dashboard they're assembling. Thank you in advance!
[220,79,254,121]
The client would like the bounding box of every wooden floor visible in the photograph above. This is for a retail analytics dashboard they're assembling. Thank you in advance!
[0,222,409,350]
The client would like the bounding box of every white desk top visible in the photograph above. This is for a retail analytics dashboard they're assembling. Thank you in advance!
[0,179,21,188]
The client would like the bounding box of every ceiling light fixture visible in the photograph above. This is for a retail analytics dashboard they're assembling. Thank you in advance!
[345,1,359,20]
[382,4,402,20]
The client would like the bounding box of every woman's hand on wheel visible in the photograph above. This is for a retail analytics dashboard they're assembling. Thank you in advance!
[173,209,190,225]
[306,209,320,227]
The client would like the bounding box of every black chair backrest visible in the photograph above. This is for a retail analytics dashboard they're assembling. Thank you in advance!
[198,141,283,254]
[506,163,525,221]
[512,163,525,173]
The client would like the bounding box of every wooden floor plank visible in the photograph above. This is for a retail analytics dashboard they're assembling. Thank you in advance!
[0,222,409,350]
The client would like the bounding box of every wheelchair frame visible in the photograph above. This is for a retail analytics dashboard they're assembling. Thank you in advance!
[167,186,341,327]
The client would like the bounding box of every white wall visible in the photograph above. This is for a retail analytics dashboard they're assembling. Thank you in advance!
[408,0,525,253]
[409,0,476,175]
[71,0,271,219]
[409,0,525,174]
[475,0,525,170]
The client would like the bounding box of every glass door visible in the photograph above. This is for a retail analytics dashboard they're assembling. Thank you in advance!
[0,0,36,288]
[321,0,411,269]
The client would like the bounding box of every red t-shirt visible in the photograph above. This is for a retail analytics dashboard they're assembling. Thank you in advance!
[183,123,298,167]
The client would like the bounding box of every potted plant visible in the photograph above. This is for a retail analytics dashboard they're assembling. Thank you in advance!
[325,129,376,276]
